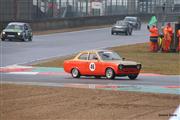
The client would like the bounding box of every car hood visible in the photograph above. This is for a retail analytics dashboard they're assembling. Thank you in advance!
[105,60,139,65]
[3,29,23,33]
[113,25,127,28]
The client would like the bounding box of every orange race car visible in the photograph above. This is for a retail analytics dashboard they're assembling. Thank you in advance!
[64,50,142,80]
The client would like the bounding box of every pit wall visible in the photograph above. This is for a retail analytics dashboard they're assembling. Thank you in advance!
[1,14,179,32]
[0,14,154,32]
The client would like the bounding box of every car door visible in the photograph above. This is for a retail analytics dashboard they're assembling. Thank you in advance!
[86,53,103,75]
[76,52,89,75]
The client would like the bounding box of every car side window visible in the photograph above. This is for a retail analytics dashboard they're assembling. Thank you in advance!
[89,53,98,60]
[78,53,88,60]
[27,24,31,30]
[24,25,28,30]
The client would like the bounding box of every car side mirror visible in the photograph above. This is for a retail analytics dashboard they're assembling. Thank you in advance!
[122,58,125,61]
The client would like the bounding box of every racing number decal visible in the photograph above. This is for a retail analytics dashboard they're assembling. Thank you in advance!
[89,63,96,71]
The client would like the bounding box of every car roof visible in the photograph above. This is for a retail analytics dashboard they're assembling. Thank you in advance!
[117,20,124,22]
[8,22,27,26]
[80,50,113,53]
[117,20,126,22]
[125,16,137,19]
[116,20,128,24]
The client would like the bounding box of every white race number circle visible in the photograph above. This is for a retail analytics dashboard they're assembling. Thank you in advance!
[89,63,96,71]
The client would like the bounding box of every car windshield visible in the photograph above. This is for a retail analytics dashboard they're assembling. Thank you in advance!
[124,17,136,22]
[6,24,24,30]
[98,51,122,60]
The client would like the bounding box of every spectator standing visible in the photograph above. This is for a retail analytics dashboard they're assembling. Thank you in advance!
[147,25,159,52]
[177,29,180,52]
[163,23,173,52]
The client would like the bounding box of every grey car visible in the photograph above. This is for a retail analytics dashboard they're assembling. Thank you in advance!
[1,22,33,42]
[124,16,141,30]
[111,20,133,36]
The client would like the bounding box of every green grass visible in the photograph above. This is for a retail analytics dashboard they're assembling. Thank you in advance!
[110,43,180,75]
[32,43,180,75]
[31,54,76,68]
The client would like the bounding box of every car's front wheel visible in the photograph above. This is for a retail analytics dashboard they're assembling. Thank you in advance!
[71,68,80,78]
[125,31,129,36]
[111,31,114,35]
[129,30,132,35]
[105,68,115,79]
[22,33,29,42]
[138,24,141,30]
[128,74,138,80]
[1,38,5,41]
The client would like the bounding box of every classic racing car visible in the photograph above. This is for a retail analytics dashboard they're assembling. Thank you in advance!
[1,22,33,42]
[64,50,142,80]
[124,16,141,30]
[111,20,133,35]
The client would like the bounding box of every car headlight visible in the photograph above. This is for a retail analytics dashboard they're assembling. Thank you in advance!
[2,31,5,34]
[118,64,124,70]
[137,64,142,70]
[17,32,21,35]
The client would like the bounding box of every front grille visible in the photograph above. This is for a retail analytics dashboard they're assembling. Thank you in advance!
[123,65,137,69]
[5,32,17,35]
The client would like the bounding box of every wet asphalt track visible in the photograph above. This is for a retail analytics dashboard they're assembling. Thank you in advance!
[0,24,149,67]
[1,73,179,86]
[0,24,180,94]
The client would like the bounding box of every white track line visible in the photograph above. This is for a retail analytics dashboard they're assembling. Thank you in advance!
[7,72,38,75]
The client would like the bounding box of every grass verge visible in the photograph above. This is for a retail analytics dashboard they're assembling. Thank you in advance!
[32,43,180,75]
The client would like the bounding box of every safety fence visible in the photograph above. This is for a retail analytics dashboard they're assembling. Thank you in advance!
[0,0,180,21]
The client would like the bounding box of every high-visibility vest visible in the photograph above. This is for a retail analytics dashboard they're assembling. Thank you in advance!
[149,27,158,37]
[163,26,173,36]
[177,29,180,38]
[163,27,168,35]
[167,27,173,37]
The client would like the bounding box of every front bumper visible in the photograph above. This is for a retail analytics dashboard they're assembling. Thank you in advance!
[115,65,141,76]
[116,68,140,76]
[2,33,23,40]
[112,28,127,33]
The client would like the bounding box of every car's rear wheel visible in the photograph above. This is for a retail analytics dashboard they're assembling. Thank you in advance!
[71,68,80,78]
[105,68,115,79]
[29,36,32,41]
[128,74,138,80]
